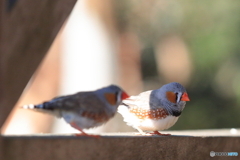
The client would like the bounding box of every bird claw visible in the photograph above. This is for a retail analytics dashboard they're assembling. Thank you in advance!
[150,131,171,136]
[135,131,171,136]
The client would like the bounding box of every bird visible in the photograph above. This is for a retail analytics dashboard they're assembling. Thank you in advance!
[22,85,129,137]
[118,82,190,136]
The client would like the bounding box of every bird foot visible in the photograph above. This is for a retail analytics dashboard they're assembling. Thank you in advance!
[135,131,171,136]
[150,131,171,136]
[70,122,100,138]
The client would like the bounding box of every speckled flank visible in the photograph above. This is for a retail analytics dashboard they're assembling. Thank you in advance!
[81,111,109,122]
[129,107,169,120]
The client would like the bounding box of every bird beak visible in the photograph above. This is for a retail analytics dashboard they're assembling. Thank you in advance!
[121,92,129,100]
[181,92,190,101]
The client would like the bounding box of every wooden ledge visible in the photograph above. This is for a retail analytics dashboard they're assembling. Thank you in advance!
[1,129,240,160]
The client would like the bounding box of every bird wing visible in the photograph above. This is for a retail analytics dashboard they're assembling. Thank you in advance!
[40,92,110,119]
[122,90,152,109]
[45,92,104,111]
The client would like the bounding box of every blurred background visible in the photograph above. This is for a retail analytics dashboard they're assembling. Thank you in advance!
[2,0,240,134]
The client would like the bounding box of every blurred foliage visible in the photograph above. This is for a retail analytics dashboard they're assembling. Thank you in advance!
[114,0,240,129]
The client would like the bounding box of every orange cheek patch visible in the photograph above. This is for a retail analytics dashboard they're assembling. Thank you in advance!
[104,93,117,105]
[166,91,176,103]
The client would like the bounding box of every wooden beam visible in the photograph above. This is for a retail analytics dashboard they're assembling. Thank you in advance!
[0,0,77,128]
[0,134,240,159]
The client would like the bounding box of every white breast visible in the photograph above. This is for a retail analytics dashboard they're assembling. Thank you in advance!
[118,105,179,131]
[138,116,179,131]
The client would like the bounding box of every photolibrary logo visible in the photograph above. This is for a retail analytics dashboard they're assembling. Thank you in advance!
[210,151,238,157]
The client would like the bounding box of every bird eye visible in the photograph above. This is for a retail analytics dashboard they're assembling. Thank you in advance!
[175,92,183,103]
[115,91,121,103]
[175,92,178,102]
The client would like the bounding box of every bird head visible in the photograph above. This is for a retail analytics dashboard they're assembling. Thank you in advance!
[98,85,129,107]
[152,82,190,115]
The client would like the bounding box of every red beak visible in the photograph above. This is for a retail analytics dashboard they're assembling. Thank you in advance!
[121,92,129,100]
[181,92,190,101]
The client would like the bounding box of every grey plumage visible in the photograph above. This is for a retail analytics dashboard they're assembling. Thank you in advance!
[22,85,129,135]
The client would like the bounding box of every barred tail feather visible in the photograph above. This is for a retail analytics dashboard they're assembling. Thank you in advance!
[22,104,44,109]
[21,103,61,117]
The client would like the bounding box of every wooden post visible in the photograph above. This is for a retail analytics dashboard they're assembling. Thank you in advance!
[0,0,77,129]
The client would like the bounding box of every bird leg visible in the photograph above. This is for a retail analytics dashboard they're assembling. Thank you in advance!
[134,127,155,136]
[70,122,100,138]
[150,131,171,136]
[134,127,171,136]
[134,127,149,135]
